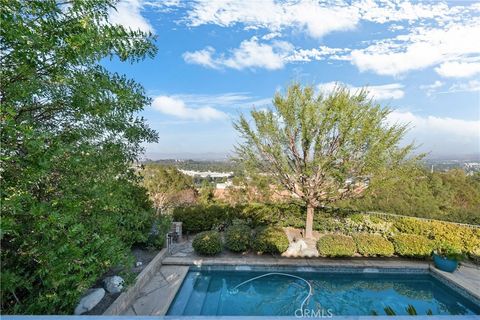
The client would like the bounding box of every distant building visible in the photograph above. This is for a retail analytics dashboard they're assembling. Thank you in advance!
[216,181,233,189]
[179,169,233,178]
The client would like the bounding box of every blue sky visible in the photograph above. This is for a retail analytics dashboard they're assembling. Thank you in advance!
[105,0,480,159]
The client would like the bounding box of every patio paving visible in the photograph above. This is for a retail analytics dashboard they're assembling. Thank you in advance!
[122,265,189,315]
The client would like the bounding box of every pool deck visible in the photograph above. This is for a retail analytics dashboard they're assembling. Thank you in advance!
[120,239,480,316]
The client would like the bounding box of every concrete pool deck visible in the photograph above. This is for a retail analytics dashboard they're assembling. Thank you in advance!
[120,239,480,316]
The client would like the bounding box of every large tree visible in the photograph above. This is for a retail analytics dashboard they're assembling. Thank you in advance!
[1,0,158,313]
[234,84,412,238]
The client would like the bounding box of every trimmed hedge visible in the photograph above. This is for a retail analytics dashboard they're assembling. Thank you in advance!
[252,227,289,254]
[173,204,240,233]
[391,233,434,258]
[225,224,252,252]
[317,234,356,257]
[353,233,394,257]
[192,231,223,255]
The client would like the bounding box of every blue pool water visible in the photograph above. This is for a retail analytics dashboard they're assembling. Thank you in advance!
[167,269,480,316]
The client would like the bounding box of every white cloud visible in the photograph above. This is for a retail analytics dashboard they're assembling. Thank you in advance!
[172,92,258,108]
[285,46,349,62]
[184,0,359,38]
[261,32,282,40]
[318,82,405,100]
[349,19,480,76]
[448,80,480,93]
[419,81,444,96]
[182,46,218,69]
[435,61,480,78]
[183,37,294,70]
[180,0,478,39]
[355,0,453,24]
[152,96,227,121]
[387,111,480,155]
[109,0,154,33]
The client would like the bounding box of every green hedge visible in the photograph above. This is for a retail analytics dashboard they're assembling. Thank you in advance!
[391,233,434,258]
[353,233,394,257]
[173,204,240,233]
[252,227,289,254]
[173,203,304,232]
[393,217,432,237]
[225,224,252,252]
[173,203,480,261]
[317,234,356,257]
[192,231,223,255]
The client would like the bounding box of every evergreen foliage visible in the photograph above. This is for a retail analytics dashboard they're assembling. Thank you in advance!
[1,0,157,313]
[192,231,223,255]
[234,83,412,237]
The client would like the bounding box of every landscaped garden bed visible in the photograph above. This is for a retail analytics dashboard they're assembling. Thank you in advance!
[173,203,480,262]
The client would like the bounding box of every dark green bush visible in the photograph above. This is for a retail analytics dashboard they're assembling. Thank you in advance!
[225,224,252,252]
[238,202,304,228]
[252,227,289,254]
[391,233,434,258]
[173,203,304,232]
[146,215,172,249]
[192,231,223,255]
[172,204,240,233]
[353,233,394,257]
[316,234,356,257]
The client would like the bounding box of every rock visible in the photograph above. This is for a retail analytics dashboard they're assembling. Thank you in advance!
[283,238,319,258]
[103,275,124,293]
[135,261,143,267]
[74,288,105,315]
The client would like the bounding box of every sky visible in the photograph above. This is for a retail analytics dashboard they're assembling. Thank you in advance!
[104,0,480,160]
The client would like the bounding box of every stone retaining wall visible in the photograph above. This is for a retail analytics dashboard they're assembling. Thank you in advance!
[103,248,168,315]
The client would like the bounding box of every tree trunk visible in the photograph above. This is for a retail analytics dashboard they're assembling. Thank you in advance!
[305,203,314,239]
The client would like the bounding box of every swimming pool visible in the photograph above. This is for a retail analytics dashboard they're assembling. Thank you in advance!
[167,267,480,316]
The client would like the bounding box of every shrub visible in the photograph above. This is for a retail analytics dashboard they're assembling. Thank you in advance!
[429,221,467,252]
[172,204,240,233]
[393,217,432,237]
[353,233,394,257]
[238,203,304,228]
[433,242,465,261]
[252,227,289,254]
[391,233,434,258]
[317,234,356,257]
[146,215,172,249]
[314,214,345,233]
[225,224,252,252]
[192,231,223,255]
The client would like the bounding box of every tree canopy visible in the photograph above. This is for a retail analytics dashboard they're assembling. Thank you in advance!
[141,164,196,213]
[1,0,158,313]
[234,83,412,237]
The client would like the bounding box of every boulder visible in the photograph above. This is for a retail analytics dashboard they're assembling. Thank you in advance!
[74,288,105,315]
[103,275,124,293]
[283,238,319,258]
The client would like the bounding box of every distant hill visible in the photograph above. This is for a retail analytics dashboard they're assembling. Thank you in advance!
[142,152,230,161]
